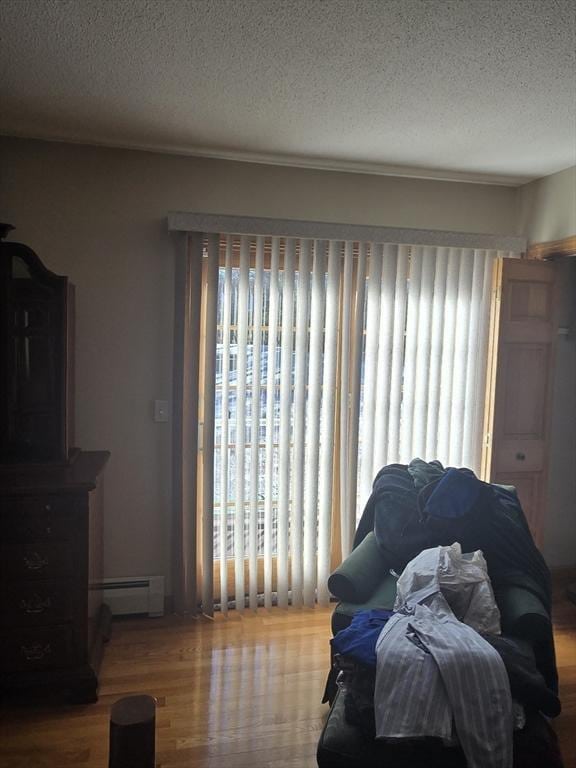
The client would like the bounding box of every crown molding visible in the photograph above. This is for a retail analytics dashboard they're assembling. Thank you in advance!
[527,235,576,260]
[0,130,534,187]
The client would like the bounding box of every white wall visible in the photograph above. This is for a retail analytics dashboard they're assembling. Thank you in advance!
[543,258,576,567]
[517,165,576,244]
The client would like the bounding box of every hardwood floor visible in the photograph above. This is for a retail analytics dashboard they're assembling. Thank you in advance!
[1,595,575,768]
[0,607,331,768]
[552,580,576,768]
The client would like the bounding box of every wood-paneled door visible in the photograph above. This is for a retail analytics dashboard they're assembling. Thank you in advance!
[483,258,558,547]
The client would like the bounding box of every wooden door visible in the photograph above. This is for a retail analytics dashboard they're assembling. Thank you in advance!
[483,258,558,548]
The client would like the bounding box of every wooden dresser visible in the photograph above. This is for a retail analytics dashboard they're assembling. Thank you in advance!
[0,451,110,702]
[0,225,110,702]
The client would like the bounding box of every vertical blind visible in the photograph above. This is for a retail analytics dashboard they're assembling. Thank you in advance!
[196,233,513,615]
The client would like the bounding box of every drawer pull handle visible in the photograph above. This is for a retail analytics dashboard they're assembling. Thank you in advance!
[516,452,526,461]
[20,595,52,614]
[24,525,51,535]
[23,552,48,571]
[21,643,52,661]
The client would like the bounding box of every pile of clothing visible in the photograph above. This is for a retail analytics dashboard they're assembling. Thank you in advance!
[353,459,556,688]
[330,460,561,768]
[354,460,551,614]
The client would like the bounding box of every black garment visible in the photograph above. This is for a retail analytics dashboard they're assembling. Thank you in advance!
[352,464,412,549]
[339,662,377,741]
[482,634,561,717]
[407,457,448,490]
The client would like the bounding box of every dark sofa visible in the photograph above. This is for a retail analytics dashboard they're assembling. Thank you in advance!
[317,474,562,768]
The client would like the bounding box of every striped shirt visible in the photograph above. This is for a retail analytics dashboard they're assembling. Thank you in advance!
[375,586,513,767]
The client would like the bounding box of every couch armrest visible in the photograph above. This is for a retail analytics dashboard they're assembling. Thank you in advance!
[331,574,398,636]
[328,532,390,603]
[495,584,558,692]
[496,585,551,643]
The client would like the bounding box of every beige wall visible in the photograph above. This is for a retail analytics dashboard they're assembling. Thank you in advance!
[0,136,519,588]
[517,165,576,245]
[3,137,573,587]
[517,166,576,567]
[544,258,576,567]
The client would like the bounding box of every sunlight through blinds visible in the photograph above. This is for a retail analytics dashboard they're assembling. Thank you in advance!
[202,236,503,611]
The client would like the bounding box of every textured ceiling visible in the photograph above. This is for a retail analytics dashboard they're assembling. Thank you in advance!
[1,0,575,184]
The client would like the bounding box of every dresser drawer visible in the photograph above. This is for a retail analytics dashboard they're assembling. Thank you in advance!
[1,497,75,541]
[0,580,73,627]
[19,495,77,515]
[0,452,108,699]
[0,626,76,672]
[0,541,74,580]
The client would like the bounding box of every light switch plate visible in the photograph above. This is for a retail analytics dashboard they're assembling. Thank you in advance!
[154,399,169,422]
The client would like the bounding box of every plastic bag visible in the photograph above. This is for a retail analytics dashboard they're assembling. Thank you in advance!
[394,542,501,635]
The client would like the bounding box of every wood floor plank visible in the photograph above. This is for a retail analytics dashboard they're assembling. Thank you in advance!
[1,595,575,768]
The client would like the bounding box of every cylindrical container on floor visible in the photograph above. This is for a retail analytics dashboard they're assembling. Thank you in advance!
[108,694,156,768]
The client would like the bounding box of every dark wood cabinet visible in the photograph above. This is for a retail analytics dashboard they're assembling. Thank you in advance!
[0,226,110,702]
[0,225,75,464]
[0,452,110,702]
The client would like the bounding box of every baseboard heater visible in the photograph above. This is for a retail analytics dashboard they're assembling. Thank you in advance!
[101,576,165,617]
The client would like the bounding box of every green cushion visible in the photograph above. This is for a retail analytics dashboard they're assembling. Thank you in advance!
[328,532,390,603]
[495,585,551,643]
[332,573,398,636]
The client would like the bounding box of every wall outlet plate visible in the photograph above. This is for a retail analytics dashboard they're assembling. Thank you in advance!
[154,399,169,422]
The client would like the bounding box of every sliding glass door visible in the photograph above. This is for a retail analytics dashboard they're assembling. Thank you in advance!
[201,235,503,611]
